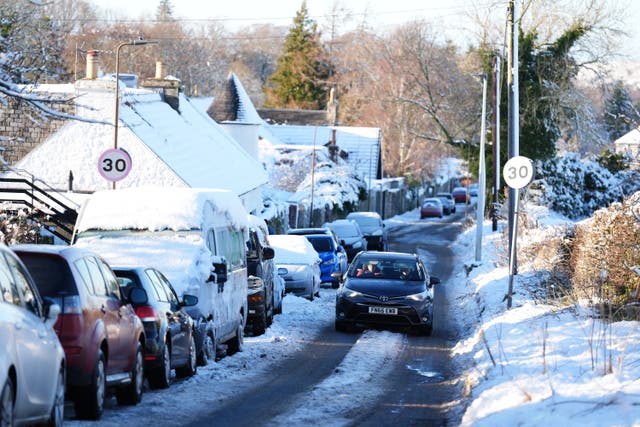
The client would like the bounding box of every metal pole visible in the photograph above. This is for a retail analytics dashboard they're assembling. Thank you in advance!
[475,74,488,262]
[309,127,317,227]
[492,56,501,232]
[507,0,519,273]
[507,187,520,308]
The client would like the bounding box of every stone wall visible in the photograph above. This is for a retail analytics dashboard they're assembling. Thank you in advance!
[0,96,74,167]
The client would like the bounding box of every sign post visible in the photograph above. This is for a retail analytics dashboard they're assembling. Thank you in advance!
[503,155,534,308]
[98,148,132,186]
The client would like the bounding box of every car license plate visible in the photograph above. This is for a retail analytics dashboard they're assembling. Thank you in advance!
[368,306,397,315]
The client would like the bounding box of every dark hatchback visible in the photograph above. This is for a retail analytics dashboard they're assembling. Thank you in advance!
[335,251,440,335]
[113,266,199,389]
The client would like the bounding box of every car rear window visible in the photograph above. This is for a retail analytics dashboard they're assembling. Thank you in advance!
[306,236,333,252]
[16,253,77,297]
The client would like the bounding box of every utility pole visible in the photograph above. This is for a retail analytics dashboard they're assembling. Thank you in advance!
[492,56,501,232]
[475,73,488,262]
[507,0,519,282]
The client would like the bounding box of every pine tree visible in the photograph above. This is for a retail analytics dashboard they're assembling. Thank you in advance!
[156,0,174,21]
[603,80,639,141]
[264,1,332,109]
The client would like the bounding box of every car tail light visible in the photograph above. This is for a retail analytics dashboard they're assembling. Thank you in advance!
[55,295,83,340]
[135,305,157,321]
[249,293,263,303]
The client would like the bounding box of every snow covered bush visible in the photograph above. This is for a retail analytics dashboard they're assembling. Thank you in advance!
[0,207,45,244]
[570,192,640,317]
[530,152,640,219]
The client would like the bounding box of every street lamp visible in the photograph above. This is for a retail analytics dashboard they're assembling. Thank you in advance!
[113,39,157,151]
[112,39,156,189]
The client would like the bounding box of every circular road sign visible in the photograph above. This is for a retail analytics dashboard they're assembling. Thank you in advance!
[503,156,534,189]
[98,148,132,182]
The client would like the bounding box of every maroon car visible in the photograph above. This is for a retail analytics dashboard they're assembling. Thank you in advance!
[451,186,470,204]
[13,244,146,420]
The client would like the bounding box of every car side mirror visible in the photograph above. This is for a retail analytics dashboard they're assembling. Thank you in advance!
[42,297,61,328]
[429,276,441,287]
[337,245,344,252]
[209,261,228,284]
[262,246,275,260]
[128,287,148,305]
[181,293,199,307]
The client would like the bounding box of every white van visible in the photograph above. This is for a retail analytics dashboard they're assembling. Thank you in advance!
[72,186,249,365]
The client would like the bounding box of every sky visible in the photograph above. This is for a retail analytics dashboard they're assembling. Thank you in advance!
[62,202,640,426]
[86,0,640,60]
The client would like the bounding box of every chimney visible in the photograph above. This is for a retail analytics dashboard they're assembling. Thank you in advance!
[139,61,181,112]
[155,61,164,79]
[86,50,99,80]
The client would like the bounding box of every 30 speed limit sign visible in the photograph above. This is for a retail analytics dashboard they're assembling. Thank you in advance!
[98,148,132,182]
[503,156,534,189]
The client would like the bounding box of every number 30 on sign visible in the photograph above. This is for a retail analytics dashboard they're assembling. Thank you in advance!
[503,156,534,189]
[98,149,132,182]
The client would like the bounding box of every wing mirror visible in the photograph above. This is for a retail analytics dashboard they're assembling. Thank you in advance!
[262,246,275,260]
[209,261,228,284]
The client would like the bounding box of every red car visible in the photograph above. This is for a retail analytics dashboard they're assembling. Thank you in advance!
[451,187,470,204]
[13,245,147,420]
[420,198,444,219]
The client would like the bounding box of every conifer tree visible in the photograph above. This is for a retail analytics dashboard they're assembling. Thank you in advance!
[603,80,639,141]
[264,1,332,109]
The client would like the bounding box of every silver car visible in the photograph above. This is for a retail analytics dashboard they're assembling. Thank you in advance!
[0,244,65,426]
[269,235,321,301]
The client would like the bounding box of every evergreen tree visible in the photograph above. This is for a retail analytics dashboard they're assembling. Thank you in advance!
[517,24,587,162]
[264,1,332,109]
[156,0,174,21]
[603,80,639,141]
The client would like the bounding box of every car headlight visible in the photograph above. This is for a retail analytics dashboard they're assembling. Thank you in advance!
[339,286,363,298]
[406,290,430,301]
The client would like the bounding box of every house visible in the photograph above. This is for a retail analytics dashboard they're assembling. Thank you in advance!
[614,127,640,169]
[4,57,268,216]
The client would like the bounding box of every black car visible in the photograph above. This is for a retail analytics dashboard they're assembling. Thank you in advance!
[245,223,276,336]
[335,251,440,335]
[113,266,199,389]
[346,212,388,251]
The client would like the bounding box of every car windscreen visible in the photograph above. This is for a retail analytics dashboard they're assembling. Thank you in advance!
[16,253,77,297]
[348,257,424,281]
[306,236,333,252]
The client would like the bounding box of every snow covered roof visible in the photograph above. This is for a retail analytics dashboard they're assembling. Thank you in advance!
[265,125,381,184]
[75,186,249,233]
[12,82,267,198]
[614,127,640,146]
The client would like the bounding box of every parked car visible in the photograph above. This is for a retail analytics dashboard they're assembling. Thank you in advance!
[346,212,388,251]
[246,215,277,336]
[420,198,444,219]
[73,187,249,367]
[468,183,479,197]
[0,244,65,426]
[323,219,368,261]
[13,244,146,420]
[335,251,441,335]
[451,186,470,204]
[303,234,343,288]
[269,234,321,301]
[113,266,199,389]
[435,192,456,215]
[287,227,348,278]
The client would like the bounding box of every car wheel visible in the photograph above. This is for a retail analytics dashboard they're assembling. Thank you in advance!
[1,376,15,426]
[75,349,105,420]
[335,320,351,332]
[252,308,267,336]
[116,342,144,405]
[176,335,197,378]
[197,332,215,366]
[226,321,244,355]
[47,366,65,427]
[148,343,171,389]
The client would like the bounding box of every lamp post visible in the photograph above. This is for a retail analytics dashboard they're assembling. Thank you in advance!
[112,39,156,189]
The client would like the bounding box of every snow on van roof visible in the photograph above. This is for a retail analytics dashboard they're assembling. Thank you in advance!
[269,234,321,265]
[75,186,248,232]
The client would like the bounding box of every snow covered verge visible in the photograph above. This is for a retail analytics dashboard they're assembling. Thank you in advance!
[453,207,640,426]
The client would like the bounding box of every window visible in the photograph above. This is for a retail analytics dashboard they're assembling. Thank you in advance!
[216,227,246,271]
[0,253,19,306]
[96,257,120,298]
[83,256,107,296]
[6,253,40,315]
[74,258,97,295]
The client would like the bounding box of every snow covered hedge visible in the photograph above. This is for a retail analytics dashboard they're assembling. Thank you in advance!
[530,152,640,219]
